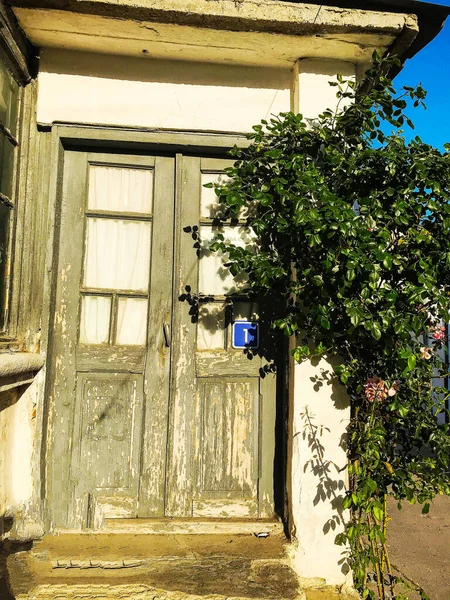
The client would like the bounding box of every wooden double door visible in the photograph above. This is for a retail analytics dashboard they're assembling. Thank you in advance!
[48,149,277,529]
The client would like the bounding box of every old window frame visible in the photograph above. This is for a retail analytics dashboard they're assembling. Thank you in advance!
[0,54,21,335]
[0,4,35,345]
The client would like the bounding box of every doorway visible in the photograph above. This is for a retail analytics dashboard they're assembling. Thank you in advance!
[47,148,277,529]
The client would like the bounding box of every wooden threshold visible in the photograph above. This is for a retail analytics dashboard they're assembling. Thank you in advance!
[55,519,284,536]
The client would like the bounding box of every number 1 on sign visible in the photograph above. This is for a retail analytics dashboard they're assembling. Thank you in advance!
[232,321,259,349]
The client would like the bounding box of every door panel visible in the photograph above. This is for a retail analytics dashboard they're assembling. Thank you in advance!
[70,373,143,525]
[49,150,174,528]
[193,378,259,518]
[166,156,276,519]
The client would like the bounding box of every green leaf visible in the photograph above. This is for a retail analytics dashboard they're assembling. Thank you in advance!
[398,405,409,418]
[350,314,361,327]
[312,275,324,287]
[320,316,331,330]
[372,323,382,340]
[347,525,356,541]
[315,342,327,354]
[383,255,393,269]
[292,345,310,362]
[372,503,384,522]
[342,495,352,510]
[384,462,395,475]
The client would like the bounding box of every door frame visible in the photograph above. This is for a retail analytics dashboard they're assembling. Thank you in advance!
[40,124,285,531]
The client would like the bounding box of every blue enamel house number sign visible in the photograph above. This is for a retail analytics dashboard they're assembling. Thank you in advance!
[232,320,259,349]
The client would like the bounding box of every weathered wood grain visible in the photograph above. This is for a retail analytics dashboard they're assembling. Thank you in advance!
[49,149,88,528]
[138,156,175,517]
[198,379,258,496]
[196,351,261,377]
[165,155,199,517]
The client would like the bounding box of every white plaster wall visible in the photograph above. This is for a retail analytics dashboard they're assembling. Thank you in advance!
[0,376,38,513]
[289,58,355,586]
[37,49,291,132]
[292,58,355,120]
[289,357,351,585]
[0,371,46,540]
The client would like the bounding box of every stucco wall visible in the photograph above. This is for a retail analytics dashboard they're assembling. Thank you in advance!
[288,58,355,587]
[289,357,351,585]
[37,49,291,132]
[0,372,44,540]
[292,58,356,119]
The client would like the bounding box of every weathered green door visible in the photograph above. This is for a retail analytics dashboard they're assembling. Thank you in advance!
[166,156,276,519]
[48,150,276,529]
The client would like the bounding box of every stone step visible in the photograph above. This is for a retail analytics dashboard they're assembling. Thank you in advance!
[13,585,303,600]
[4,532,303,600]
[11,582,354,600]
[3,532,358,600]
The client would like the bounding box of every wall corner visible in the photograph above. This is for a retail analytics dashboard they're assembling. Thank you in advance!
[291,58,356,120]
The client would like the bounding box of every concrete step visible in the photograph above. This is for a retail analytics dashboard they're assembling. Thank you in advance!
[3,531,358,600]
[3,584,359,600]
[4,532,302,600]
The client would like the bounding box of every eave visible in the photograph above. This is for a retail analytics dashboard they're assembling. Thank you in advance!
[8,0,420,69]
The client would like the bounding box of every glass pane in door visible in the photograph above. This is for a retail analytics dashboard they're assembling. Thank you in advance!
[88,165,153,213]
[84,218,152,291]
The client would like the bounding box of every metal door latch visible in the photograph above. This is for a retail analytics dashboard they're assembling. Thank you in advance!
[163,323,171,347]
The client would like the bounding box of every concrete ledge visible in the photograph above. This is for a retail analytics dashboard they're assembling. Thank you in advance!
[0,352,44,377]
[11,585,360,600]
[12,0,418,68]
[10,0,411,36]
[0,352,43,392]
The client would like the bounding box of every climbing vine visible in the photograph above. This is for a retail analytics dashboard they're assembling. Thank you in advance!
[206,54,450,599]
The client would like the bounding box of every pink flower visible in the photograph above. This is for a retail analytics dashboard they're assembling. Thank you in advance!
[431,325,446,341]
[420,346,433,360]
[387,381,400,397]
[364,377,388,403]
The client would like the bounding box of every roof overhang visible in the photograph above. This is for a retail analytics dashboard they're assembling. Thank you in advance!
[290,0,450,74]
[7,0,423,69]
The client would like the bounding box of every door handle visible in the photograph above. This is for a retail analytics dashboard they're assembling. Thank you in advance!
[163,323,171,347]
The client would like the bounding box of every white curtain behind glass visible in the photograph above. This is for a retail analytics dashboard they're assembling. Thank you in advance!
[88,165,153,213]
[116,298,148,345]
[84,218,151,291]
[199,225,254,294]
[80,295,111,344]
[197,303,226,350]
[81,164,153,345]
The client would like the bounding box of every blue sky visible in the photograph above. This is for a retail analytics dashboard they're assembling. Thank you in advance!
[394,1,450,149]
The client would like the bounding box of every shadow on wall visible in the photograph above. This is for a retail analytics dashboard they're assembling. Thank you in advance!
[0,387,27,413]
[296,357,351,577]
[0,540,14,600]
[0,536,33,600]
[40,48,292,90]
